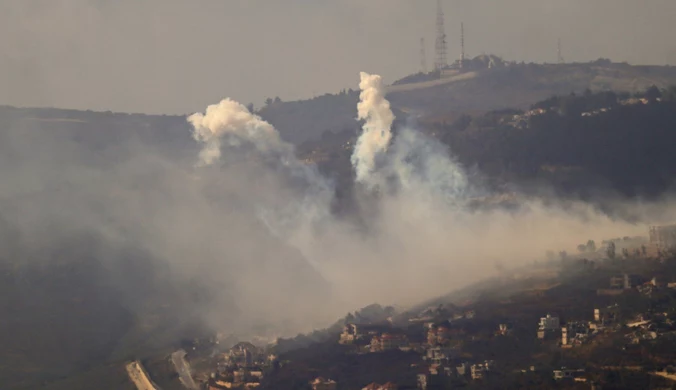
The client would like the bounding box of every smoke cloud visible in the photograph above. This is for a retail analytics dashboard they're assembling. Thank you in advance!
[188,99,285,166]
[352,72,394,184]
[181,72,655,317]
[0,71,668,354]
[187,98,334,253]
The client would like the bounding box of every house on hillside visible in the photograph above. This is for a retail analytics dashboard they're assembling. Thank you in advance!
[594,304,619,324]
[362,382,398,390]
[427,323,463,346]
[424,347,455,364]
[370,333,408,352]
[561,322,592,347]
[553,368,585,381]
[470,361,494,380]
[599,274,644,295]
[340,323,392,345]
[225,342,262,367]
[497,323,513,336]
[311,377,337,390]
[609,274,642,289]
[537,314,560,340]
[649,224,676,252]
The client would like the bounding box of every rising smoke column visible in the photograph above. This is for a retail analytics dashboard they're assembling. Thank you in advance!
[352,72,395,183]
[352,72,471,205]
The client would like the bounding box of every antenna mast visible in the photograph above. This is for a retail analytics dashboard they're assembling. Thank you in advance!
[420,38,427,73]
[460,22,465,69]
[557,38,564,64]
[434,0,448,71]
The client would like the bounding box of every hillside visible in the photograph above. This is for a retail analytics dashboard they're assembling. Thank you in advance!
[259,59,676,145]
[1,61,676,389]
[0,106,331,389]
[299,85,676,206]
[260,254,676,390]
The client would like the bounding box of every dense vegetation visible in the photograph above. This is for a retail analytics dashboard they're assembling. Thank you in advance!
[436,86,676,198]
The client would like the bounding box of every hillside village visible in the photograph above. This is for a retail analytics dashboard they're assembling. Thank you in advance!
[119,222,676,390]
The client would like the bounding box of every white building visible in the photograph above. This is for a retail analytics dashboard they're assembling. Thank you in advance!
[539,314,560,330]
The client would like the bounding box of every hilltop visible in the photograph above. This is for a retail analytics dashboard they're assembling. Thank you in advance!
[259,58,676,145]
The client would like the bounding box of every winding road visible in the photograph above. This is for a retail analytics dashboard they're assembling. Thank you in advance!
[171,349,199,389]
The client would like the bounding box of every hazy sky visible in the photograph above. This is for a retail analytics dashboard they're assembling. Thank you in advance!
[2,0,676,114]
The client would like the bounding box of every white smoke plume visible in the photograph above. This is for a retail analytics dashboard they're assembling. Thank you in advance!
[188,98,285,166]
[352,72,395,183]
[187,97,334,259]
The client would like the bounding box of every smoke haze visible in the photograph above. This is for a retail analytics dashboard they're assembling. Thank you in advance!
[3,65,675,347]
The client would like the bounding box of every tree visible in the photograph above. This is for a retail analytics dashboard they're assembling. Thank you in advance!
[451,114,472,132]
[274,96,282,104]
[622,248,630,259]
[559,250,568,261]
[587,240,597,252]
[578,244,588,253]
[264,97,273,106]
[641,245,647,256]
[645,85,662,102]
[246,103,255,113]
[663,85,676,102]
[607,242,616,260]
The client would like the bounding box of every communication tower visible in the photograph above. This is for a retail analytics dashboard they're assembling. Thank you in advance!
[460,22,465,69]
[420,38,427,73]
[434,0,448,71]
[557,38,564,64]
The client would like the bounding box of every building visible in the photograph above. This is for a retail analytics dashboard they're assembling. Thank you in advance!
[225,342,261,367]
[601,274,644,295]
[471,364,486,380]
[470,361,494,380]
[609,274,640,289]
[456,362,470,376]
[425,347,454,364]
[649,224,676,251]
[553,368,585,380]
[371,333,408,352]
[362,383,398,390]
[427,324,460,346]
[311,377,338,390]
[538,314,560,339]
[651,276,667,288]
[417,373,428,390]
[340,323,393,345]
[594,305,619,324]
[497,323,513,336]
[562,322,591,346]
[339,325,356,345]
[539,314,560,330]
